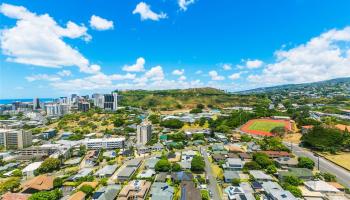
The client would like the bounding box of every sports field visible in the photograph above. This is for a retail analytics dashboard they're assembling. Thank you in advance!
[240,119,291,136]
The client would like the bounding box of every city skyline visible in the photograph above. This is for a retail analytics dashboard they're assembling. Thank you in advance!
[1,0,350,98]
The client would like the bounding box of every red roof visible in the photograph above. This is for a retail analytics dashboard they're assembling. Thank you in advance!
[260,151,290,157]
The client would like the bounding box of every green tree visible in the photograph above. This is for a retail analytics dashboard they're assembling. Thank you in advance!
[172,163,182,172]
[193,133,205,140]
[243,161,261,170]
[283,184,302,198]
[253,152,273,168]
[232,178,241,186]
[79,185,95,196]
[53,177,63,188]
[0,177,20,193]
[12,169,22,177]
[37,158,61,174]
[155,159,171,172]
[191,155,205,172]
[148,114,160,124]
[190,108,203,114]
[283,175,303,186]
[297,157,315,169]
[29,189,62,200]
[160,119,184,129]
[114,117,124,127]
[201,190,210,200]
[322,172,336,182]
[266,165,277,174]
[99,178,108,186]
[197,104,205,109]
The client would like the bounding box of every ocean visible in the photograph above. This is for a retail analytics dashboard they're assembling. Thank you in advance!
[0,98,54,105]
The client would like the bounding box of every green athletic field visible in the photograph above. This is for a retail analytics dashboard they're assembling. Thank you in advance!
[247,120,286,132]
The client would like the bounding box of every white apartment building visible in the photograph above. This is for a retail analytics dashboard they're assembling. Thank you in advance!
[0,129,32,149]
[93,92,118,110]
[84,138,125,149]
[45,103,70,116]
[136,122,152,145]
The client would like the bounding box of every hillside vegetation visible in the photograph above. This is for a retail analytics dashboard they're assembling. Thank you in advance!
[119,87,263,110]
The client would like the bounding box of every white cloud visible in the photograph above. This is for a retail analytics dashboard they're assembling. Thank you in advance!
[178,75,186,81]
[145,66,164,81]
[0,3,99,74]
[132,2,167,21]
[122,57,145,72]
[222,63,232,70]
[110,73,136,80]
[228,72,241,80]
[25,74,61,82]
[14,86,24,90]
[248,26,350,85]
[237,59,263,69]
[89,15,114,31]
[178,0,195,11]
[195,70,202,74]
[172,69,184,75]
[209,70,225,81]
[57,70,72,77]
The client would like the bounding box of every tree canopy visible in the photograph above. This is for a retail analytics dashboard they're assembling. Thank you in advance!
[191,155,205,172]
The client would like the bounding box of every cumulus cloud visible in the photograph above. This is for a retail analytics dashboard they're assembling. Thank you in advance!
[172,69,184,75]
[132,2,167,21]
[248,27,350,85]
[228,72,241,80]
[122,57,146,72]
[57,70,72,77]
[178,0,195,11]
[26,74,61,82]
[237,59,263,69]
[145,66,164,81]
[222,63,232,70]
[209,70,225,81]
[0,3,99,74]
[89,15,114,30]
[178,75,186,81]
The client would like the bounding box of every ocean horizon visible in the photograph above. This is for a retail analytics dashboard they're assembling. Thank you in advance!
[0,98,54,105]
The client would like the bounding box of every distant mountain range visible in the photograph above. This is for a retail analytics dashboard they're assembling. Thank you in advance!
[237,77,350,94]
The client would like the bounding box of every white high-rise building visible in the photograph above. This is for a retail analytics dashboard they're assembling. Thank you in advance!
[136,122,152,145]
[93,92,118,110]
[0,129,32,149]
[45,103,70,116]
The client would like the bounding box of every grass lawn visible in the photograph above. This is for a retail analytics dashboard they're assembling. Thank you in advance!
[247,121,285,132]
[211,164,223,180]
[322,153,350,171]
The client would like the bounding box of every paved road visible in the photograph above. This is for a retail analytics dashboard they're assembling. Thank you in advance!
[285,142,350,188]
[201,146,222,200]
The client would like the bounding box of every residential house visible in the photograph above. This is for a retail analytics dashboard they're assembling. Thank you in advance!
[278,168,313,181]
[71,168,94,181]
[249,170,274,182]
[117,180,151,200]
[178,161,191,170]
[126,158,142,168]
[262,181,297,200]
[152,143,164,151]
[1,192,31,200]
[137,169,155,179]
[238,153,252,162]
[180,181,201,200]
[301,125,314,134]
[22,161,42,178]
[94,164,118,178]
[68,191,86,200]
[145,157,159,169]
[21,175,54,194]
[171,171,193,182]
[181,150,196,162]
[155,172,169,182]
[304,181,340,193]
[92,184,121,200]
[212,153,226,162]
[222,158,244,171]
[150,182,174,200]
[224,171,243,183]
[224,186,255,200]
[260,151,290,158]
[274,157,298,168]
[116,167,136,182]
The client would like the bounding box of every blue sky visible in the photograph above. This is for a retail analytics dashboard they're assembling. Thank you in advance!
[1,0,350,98]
